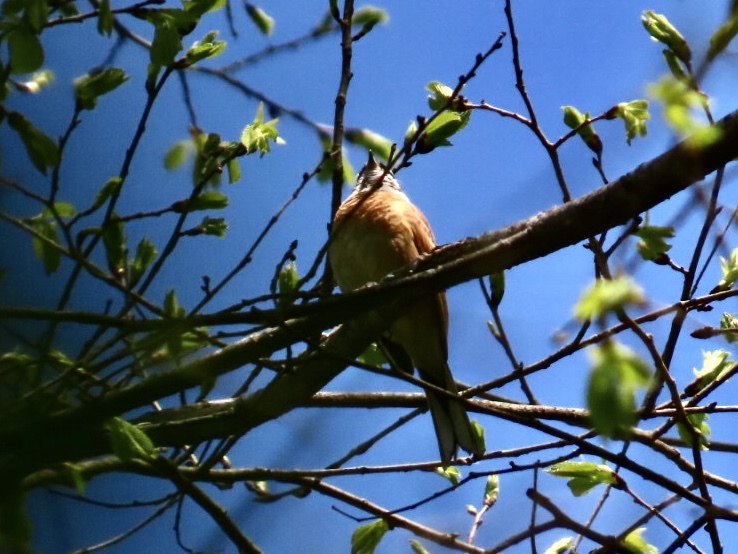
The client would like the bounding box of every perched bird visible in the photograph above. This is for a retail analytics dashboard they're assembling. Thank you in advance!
[328,152,480,464]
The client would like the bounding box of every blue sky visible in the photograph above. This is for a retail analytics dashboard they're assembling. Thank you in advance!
[5,0,738,552]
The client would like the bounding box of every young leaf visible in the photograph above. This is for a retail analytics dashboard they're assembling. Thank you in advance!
[358,342,388,367]
[635,224,674,261]
[417,110,471,152]
[612,100,650,144]
[720,313,738,343]
[130,237,157,286]
[184,30,226,66]
[7,28,44,74]
[15,69,54,93]
[200,216,228,237]
[689,350,733,394]
[707,14,738,61]
[91,176,123,211]
[98,0,114,36]
[175,190,229,212]
[409,540,431,554]
[351,519,389,554]
[676,412,711,450]
[543,537,575,554]
[7,112,59,174]
[587,341,651,439]
[562,105,602,154]
[102,217,127,275]
[642,10,691,65]
[105,417,158,462]
[240,102,285,156]
[277,261,299,308]
[715,248,738,292]
[226,157,241,184]
[30,217,61,274]
[351,6,388,34]
[488,271,505,308]
[74,68,129,110]
[344,128,393,161]
[435,465,461,485]
[164,289,186,318]
[164,140,191,170]
[426,80,454,111]
[622,528,658,554]
[574,276,645,322]
[245,4,274,35]
[483,474,500,507]
[546,460,622,496]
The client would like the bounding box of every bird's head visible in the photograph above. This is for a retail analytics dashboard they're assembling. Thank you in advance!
[355,152,401,193]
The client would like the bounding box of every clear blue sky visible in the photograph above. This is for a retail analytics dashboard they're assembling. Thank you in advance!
[5,0,737,552]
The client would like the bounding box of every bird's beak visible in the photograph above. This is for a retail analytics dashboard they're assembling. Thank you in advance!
[366,151,378,169]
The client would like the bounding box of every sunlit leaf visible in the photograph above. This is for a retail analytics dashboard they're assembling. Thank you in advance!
[676,412,711,450]
[351,519,388,554]
[635,224,673,261]
[245,4,274,35]
[587,341,651,439]
[546,460,623,496]
[574,276,645,321]
[74,68,129,110]
[105,417,158,462]
[562,105,602,154]
[642,10,691,65]
[7,112,59,174]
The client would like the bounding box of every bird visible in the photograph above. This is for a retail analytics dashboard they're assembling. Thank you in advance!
[328,152,481,464]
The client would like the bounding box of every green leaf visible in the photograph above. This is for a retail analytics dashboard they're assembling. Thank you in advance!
[43,202,76,218]
[30,217,61,274]
[245,4,274,35]
[690,350,733,394]
[635,224,674,261]
[277,261,299,308]
[488,270,505,308]
[176,190,229,212]
[546,460,622,496]
[226,157,241,184]
[622,528,658,554]
[612,100,650,144]
[24,0,48,33]
[562,105,602,154]
[351,6,388,31]
[426,80,455,111]
[435,465,461,485]
[676,412,711,450]
[240,102,285,156]
[164,140,191,170]
[642,10,691,65]
[184,30,226,66]
[0,490,31,553]
[105,417,158,461]
[102,217,127,275]
[587,341,651,439]
[543,537,575,554]
[483,474,500,507]
[358,342,388,367]
[200,216,228,237]
[344,128,393,161]
[74,68,129,110]
[409,540,431,554]
[7,28,44,74]
[149,11,186,66]
[63,463,87,494]
[418,110,471,152]
[130,237,157,286]
[91,176,123,211]
[574,276,644,322]
[648,77,719,144]
[707,14,738,61]
[164,289,185,318]
[15,69,54,93]
[720,313,738,343]
[7,112,59,174]
[716,248,738,292]
[98,0,114,36]
[351,519,389,554]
